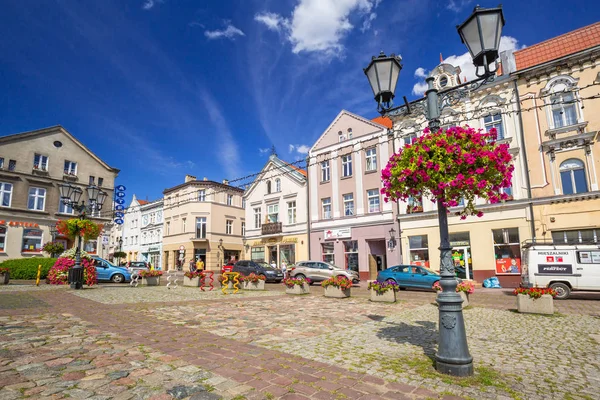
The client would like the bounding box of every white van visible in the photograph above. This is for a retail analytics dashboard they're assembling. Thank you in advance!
[521,242,600,299]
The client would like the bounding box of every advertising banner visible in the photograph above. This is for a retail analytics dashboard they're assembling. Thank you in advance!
[495,258,521,274]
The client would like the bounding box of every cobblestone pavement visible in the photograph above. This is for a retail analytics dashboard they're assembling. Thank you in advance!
[1,283,600,399]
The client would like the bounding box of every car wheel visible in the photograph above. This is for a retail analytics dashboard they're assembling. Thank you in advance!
[295,273,306,280]
[111,274,125,283]
[549,282,570,300]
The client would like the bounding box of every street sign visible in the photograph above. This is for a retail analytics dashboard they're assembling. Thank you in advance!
[115,205,125,211]
[115,212,124,218]
[115,192,126,198]
[114,218,124,225]
[115,198,125,204]
[116,185,126,191]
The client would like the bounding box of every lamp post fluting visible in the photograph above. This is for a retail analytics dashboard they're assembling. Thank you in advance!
[363,6,505,376]
[58,183,108,290]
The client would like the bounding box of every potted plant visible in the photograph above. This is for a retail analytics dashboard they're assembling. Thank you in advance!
[140,270,163,286]
[47,248,97,286]
[322,276,352,298]
[42,241,65,258]
[368,280,399,303]
[514,287,557,315]
[283,276,311,295]
[0,267,9,285]
[184,270,203,287]
[242,273,266,290]
[433,280,475,308]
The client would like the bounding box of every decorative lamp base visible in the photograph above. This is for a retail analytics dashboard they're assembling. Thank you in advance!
[68,268,84,290]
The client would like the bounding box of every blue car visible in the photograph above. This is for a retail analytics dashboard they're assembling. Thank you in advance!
[377,265,441,291]
[91,256,132,283]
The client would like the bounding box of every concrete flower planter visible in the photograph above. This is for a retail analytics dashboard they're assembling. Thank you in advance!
[142,276,160,286]
[183,276,201,287]
[220,281,234,289]
[458,291,469,308]
[324,286,351,298]
[243,280,265,290]
[370,289,396,303]
[517,294,554,315]
[0,272,9,285]
[286,283,310,295]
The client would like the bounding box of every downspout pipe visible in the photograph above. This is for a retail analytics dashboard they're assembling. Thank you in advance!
[513,79,537,240]
[305,156,311,260]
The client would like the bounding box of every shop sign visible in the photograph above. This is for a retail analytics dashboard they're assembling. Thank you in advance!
[495,258,521,275]
[450,241,469,247]
[253,237,298,246]
[148,245,160,252]
[324,228,351,240]
[0,220,40,228]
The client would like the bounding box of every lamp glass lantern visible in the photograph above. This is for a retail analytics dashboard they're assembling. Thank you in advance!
[363,52,403,108]
[86,185,101,204]
[59,183,76,203]
[96,190,108,209]
[389,228,396,240]
[457,6,505,69]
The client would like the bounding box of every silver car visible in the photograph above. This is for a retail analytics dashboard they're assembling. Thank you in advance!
[289,261,359,284]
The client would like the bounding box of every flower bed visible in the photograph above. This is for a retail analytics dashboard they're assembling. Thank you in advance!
[283,277,311,295]
[241,273,266,290]
[47,248,97,286]
[368,281,398,303]
[183,271,203,287]
[514,287,556,315]
[322,276,352,298]
[140,270,163,286]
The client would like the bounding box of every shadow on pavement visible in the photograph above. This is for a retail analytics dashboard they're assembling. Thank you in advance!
[376,320,438,358]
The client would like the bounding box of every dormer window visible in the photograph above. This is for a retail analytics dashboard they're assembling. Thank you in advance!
[439,76,448,88]
[338,130,346,142]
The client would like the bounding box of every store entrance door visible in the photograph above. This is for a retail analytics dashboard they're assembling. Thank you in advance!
[451,246,471,280]
[267,246,278,266]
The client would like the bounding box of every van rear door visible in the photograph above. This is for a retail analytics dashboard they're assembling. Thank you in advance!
[575,250,600,290]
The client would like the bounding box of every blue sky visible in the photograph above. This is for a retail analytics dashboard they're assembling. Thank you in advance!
[1,0,599,202]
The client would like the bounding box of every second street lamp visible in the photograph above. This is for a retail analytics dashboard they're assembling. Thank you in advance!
[58,183,108,290]
[364,5,505,377]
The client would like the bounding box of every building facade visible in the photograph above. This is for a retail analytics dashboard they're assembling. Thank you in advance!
[308,110,397,281]
[388,59,532,287]
[140,199,163,269]
[121,194,147,262]
[0,126,118,260]
[162,175,245,272]
[514,22,600,247]
[243,154,308,266]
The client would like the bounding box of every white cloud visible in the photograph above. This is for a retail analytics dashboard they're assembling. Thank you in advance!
[446,0,472,13]
[204,24,245,40]
[259,148,271,154]
[411,36,524,96]
[142,0,163,10]
[289,144,310,155]
[254,0,381,56]
[414,67,428,79]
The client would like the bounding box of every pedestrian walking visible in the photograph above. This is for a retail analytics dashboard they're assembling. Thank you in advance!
[281,260,287,278]
[189,259,196,273]
[197,258,205,271]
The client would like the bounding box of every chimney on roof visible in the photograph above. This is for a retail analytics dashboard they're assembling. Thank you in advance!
[203,177,208,181]
[185,175,196,183]
[499,50,516,75]
[222,179,229,185]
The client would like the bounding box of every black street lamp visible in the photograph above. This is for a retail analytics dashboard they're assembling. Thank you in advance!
[364,5,505,377]
[118,237,123,266]
[59,183,108,289]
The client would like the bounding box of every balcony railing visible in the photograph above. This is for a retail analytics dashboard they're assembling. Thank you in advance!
[262,222,282,235]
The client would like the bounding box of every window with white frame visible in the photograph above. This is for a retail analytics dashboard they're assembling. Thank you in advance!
[195,217,207,238]
[227,194,233,206]
[552,229,598,244]
[182,218,186,233]
[287,201,296,224]
[341,154,352,177]
[267,204,279,223]
[484,113,504,140]
[89,176,95,185]
[322,198,331,219]
[198,190,206,202]
[321,161,330,182]
[22,228,43,252]
[551,91,578,128]
[254,207,262,229]
[275,178,281,192]
[226,220,233,235]
[403,134,417,146]
[322,242,335,264]
[33,154,48,171]
[166,221,170,235]
[0,226,6,252]
[0,183,12,207]
[560,159,588,195]
[241,221,246,236]
[367,189,380,213]
[338,130,345,142]
[59,198,74,214]
[343,193,354,216]
[0,158,3,169]
[8,160,16,171]
[347,128,353,139]
[365,148,377,172]
[64,161,77,175]
[266,181,272,194]
[28,187,46,211]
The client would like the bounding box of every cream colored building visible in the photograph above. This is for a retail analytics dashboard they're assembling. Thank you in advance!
[0,126,119,260]
[243,154,308,265]
[162,175,245,272]
[514,22,600,246]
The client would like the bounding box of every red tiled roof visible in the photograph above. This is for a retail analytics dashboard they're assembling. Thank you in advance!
[282,161,307,177]
[371,116,392,129]
[138,200,149,205]
[514,21,600,71]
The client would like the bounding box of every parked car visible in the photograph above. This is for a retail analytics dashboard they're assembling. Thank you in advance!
[377,265,442,291]
[232,260,284,282]
[289,261,360,284]
[126,261,150,276]
[91,256,132,283]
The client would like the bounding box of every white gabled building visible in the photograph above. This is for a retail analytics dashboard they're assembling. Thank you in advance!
[121,194,147,262]
[243,154,309,266]
[140,199,163,269]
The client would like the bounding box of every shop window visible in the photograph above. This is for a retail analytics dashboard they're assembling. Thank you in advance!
[0,226,6,252]
[22,228,43,253]
[0,182,12,207]
[344,240,359,272]
[280,244,296,265]
[559,159,588,195]
[552,229,598,244]
[251,246,265,262]
[321,161,330,182]
[322,242,335,264]
[409,235,429,267]
[84,240,98,254]
[493,228,521,275]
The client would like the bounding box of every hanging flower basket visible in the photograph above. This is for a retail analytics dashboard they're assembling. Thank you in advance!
[56,219,103,241]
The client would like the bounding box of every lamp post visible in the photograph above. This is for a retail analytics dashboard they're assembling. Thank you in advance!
[58,183,108,290]
[363,6,505,376]
[118,237,123,266]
